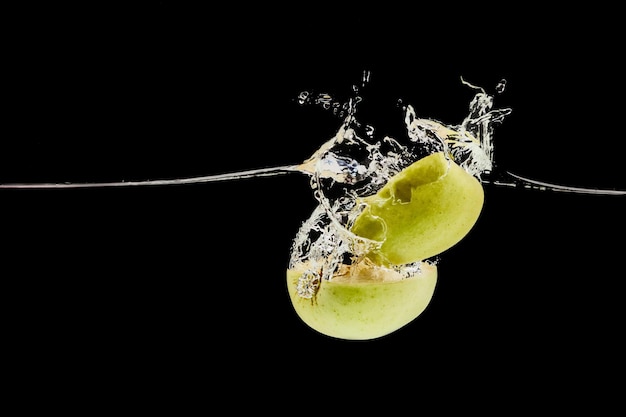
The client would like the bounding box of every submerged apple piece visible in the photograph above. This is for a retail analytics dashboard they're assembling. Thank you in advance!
[350,151,484,265]
[286,260,437,340]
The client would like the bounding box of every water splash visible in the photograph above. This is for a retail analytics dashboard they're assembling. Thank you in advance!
[1,73,623,298]
[285,75,625,299]
[286,75,502,297]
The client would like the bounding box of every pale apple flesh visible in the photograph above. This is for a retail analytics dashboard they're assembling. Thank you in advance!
[287,260,437,340]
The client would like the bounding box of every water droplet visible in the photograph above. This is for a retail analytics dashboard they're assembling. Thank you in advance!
[362,70,371,86]
[496,79,507,94]
[297,91,310,105]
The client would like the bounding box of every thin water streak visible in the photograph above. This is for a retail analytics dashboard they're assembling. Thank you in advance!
[0,165,302,189]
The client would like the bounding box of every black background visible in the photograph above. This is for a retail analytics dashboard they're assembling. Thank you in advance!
[3,2,625,410]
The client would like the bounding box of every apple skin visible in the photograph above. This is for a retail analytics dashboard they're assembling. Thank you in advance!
[350,151,484,265]
[286,262,437,340]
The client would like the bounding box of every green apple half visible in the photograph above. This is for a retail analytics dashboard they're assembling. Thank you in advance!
[287,260,437,340]
[350,151,484,265]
